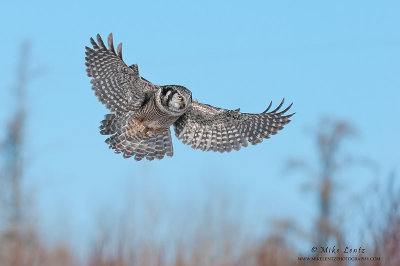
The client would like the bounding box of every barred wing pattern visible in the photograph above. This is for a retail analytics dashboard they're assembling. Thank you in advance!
[174,99,294,152]
[85,34,154,113]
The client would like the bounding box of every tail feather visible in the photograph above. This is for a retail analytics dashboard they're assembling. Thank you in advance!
[155,135,165,159]
[108,134,172,161]
[163,132,173,157]
[101,113,173,161]
[107,131,173,161]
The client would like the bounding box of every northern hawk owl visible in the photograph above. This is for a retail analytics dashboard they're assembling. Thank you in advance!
[85,34,294,161]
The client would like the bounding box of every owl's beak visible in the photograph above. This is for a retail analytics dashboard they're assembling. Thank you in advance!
[184,101,188,107]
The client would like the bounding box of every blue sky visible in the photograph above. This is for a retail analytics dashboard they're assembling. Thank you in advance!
[1,0,399,256]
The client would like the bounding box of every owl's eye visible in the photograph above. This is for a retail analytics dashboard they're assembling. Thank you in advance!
[177,95,183,101]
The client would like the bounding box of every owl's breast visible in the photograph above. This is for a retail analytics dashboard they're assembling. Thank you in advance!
[132,95,181,133]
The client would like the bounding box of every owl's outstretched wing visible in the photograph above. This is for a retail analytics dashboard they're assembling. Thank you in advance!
[85,33,155,113]
[173,99,294,152]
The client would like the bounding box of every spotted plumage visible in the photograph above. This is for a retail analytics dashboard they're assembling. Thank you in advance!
[85,33,294,161]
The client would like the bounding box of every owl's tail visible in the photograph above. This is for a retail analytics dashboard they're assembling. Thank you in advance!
[100,114,174,161]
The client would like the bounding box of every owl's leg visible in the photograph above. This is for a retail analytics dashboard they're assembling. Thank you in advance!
[126,118,148,139]
[139,125,159,138]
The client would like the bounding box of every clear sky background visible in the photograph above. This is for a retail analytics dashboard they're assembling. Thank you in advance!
[1,0,399,258]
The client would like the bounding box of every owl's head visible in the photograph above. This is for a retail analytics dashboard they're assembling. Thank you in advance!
[159,85,192,113]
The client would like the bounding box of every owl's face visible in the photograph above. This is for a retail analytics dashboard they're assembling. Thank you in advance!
[160,85,192,112]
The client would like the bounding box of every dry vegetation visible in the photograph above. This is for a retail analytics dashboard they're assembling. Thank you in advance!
[0,178,398,266]
[0,43,398,266]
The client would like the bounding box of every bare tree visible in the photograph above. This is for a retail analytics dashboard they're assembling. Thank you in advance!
[285,118,356,250]
[0,40,42,237]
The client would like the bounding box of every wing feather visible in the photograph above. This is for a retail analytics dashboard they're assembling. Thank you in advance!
[174,100,294,153]
[85,33,156,113]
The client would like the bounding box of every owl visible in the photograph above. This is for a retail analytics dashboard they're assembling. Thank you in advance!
[85,34,294,161]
